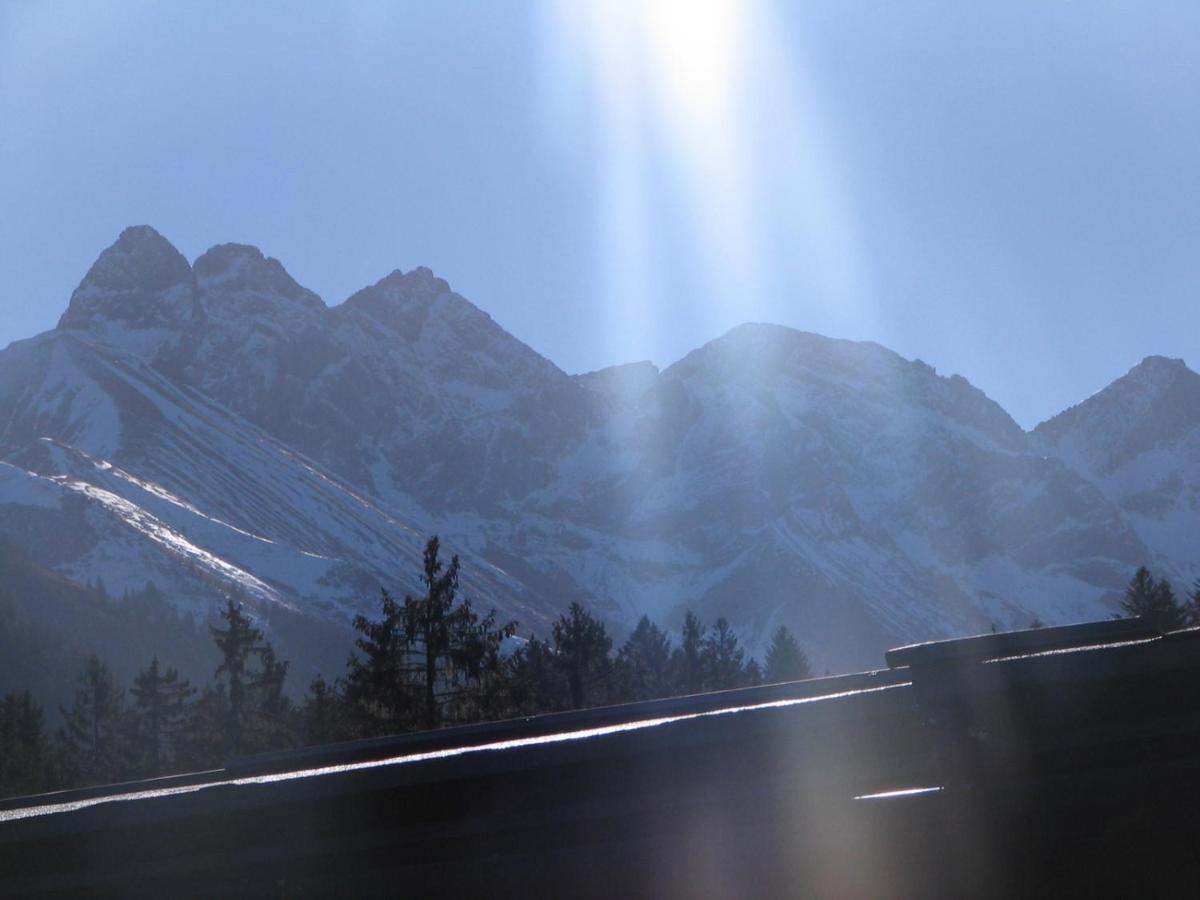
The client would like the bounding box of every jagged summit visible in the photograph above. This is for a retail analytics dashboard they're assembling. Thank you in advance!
[194,242,323,311]
[64,226,193,305]
[669,323,902,375]
[56,226,199,357]
[665,322,1024,448]
[1036,355,1200,440]
[1121,354,1193,389]
[1031,354,1200,488]
[339,266,455,330]
[9,225,1200,676]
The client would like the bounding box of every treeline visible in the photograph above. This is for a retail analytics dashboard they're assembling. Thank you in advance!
[1120,565,1200,632]
[0,537,811,800]
[0,538,216,716]
[0,601,289,799]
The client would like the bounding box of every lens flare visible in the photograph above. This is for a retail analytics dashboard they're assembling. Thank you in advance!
[539,0,871,367]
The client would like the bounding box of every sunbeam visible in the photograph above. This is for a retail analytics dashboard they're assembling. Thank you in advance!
[539,0,873,369]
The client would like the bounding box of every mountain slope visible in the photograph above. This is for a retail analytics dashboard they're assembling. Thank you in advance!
[1034,356,1200,573]
[2,225,1190,674]
[0,328,553,678]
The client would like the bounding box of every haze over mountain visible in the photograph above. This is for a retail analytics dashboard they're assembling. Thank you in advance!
[2,226,1196,682]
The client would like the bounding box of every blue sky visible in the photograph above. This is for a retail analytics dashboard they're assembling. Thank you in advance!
[2,1,1197,428]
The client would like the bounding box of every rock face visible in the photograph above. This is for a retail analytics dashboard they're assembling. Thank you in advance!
[58,226,200,358]
[4,226,1197,674]
[1033,356,1200,568]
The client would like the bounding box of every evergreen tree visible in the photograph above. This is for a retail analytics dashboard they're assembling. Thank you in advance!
[347,537,516,732]
[59,654,129,786]
[211,599,261,754]
[404,537,515,728]
[505,636,569,714]
[407,537,462,729]
[1187,580,1200,628]
[552,602,613,709]
[763,625,812,683]
[671,611,706,695]
[616,616,673,701]
[346,589,415,735]
[301,675,352,746]
[129,657,195,774]
[745,658,764,686]
[0,690,49,798]
[1120,566,1187,632]
[178,685,230,771]
[701,618,748,690]
[453,612,518,724]
[252,644,294,750]
[209,599,292,755]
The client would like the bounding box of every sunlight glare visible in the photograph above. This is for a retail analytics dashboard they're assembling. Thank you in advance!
[539,0,873,418]
[641,0,744,135]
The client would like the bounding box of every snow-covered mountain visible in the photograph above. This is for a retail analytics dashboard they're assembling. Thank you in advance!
[1033,356,1200,577]
[1,226,1192,674]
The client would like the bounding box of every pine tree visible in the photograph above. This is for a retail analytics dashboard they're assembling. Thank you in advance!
[552,602,613,709]
[408,538,460,728]
[745,658,764,686]
[346,589,415,735]
[0,690,49,798]
[252,644,294,750]
[701,618,747,690]
[672,611,706,695]
[209,599,292,755]
[405,537,516,728]
[616,616,673,701]
[302,675,352,745]
[347,537,516,732]
[763,625,812,683]
[451,604,518,723]
[59,654,129,786]
[1120,566,1187,632]
[505,636,569,714]
[178,685,229,771]
[1187,580,1200,628]
[129,657,195,775]
[211,599,261,755]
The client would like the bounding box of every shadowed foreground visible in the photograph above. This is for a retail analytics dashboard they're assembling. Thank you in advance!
[2,619,1199,897]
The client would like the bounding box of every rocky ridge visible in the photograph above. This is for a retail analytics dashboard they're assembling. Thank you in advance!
[3,226,1196,675]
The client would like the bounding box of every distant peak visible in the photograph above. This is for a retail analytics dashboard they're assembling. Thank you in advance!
[57,225,197,336]
[1108,355,1197,397]
[1130,355,1189,376]
[576,360,661,394]
[195,242,266,268]
[118,224,169,244]
[340,266,455,330]
[73,225,192,295]
[1034,354,1200,441]
[194,242,321,309]
[376,266,451,296]
[680,322,900,371]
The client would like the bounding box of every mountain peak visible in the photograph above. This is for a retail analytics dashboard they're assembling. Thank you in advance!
[195,241,267,271]
[667,323,1023,448]
[339,266,455,333]
[375,266,451,297]
[57,225,198,340]
[64,225,193,300]
[1034,355,1200,467]
[1127,354,1190,382]
[194,242,322,311]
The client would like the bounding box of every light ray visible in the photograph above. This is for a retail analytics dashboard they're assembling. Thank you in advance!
[539,0,873,362]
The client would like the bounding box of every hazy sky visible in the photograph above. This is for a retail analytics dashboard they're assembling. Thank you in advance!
[2,1,1197,428]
